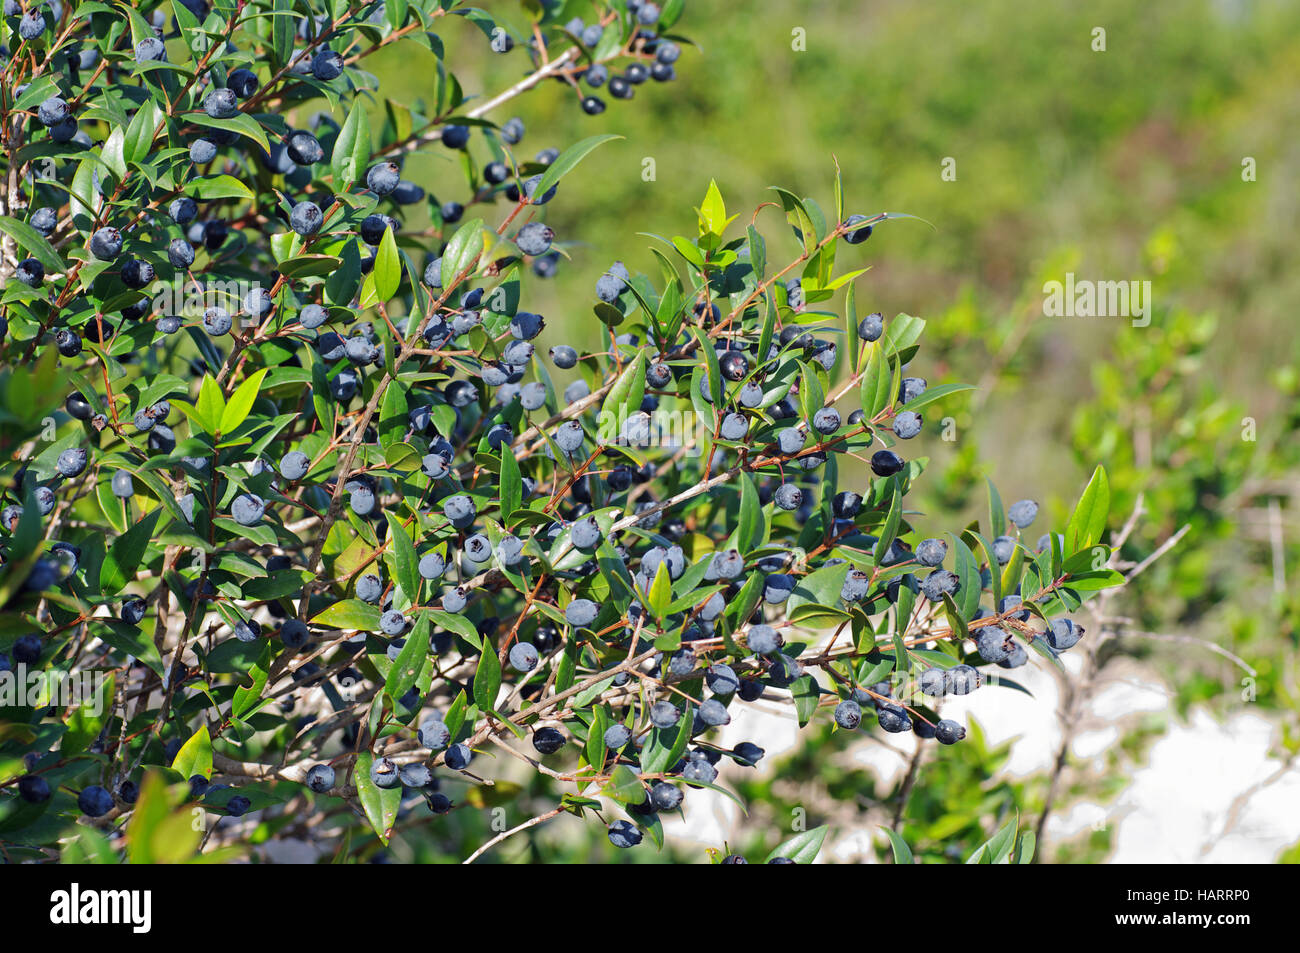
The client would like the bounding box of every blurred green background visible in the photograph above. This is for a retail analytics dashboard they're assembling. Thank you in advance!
[348,0,1300,861]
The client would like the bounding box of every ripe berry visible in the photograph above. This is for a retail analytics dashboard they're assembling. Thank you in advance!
[919,667,946,696]
[777,427,807,455]
[359,213,392,245]
[56,447,88,477]
[650,782,683,811]
[355,573,383,604]
[366,161,400,196]
[919,569,959,602]
[1045,618,1084,650]
[515,221,554,256]
[747,624,780,655]
[974,626,1011,663]
[843,214,873,244]
[649,700,679,728]
[509,642,539,673]
[78,786,116,817]
[834,700,862,729]
[554,420,585,453]
[698,698,731,727]
[899,377,927,404]
[204,88,238,119]
[720,413,748,441]
[992,535,1016,565]
[380,610,407,637]
[893,411,922,439]
[168,238,195,269]
[15,258,43,288]
[18,775,51,803]
[840,568,870,602]
[370,757,400,789]
[934,719,966,745]
[170,197,198,224]
[763,574,795,604]
[719,349,749,381]
[582,95,606,115]
[286,130,324,165]
[444,743,472,770]
[38,97,69,128]
[532,727,566,754]
[290,201,323,236]
[946,664,982,695]
[565,599,598,627]
[30,207,57,236]
[419,718,451,750]
[812,407,841,434]
[110,469,134,499]
[121,258,155,289]
[441,587,469,613]
[603,724,632,749]
[915,538,947,567]
[311,48,344,80]
[1008,499,1039,528]
[441,124,470,149]
[89,226,123,260]
[231,493,266,526]
[607,819,642,848]
[876,705,911,733]
[773,483,803,510]
[203,307,232,336]
[280,620,309,649]
[870,450,905,477]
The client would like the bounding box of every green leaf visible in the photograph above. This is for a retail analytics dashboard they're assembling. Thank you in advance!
[602,764,646,805]
[788,561,851,618]
[355,751,401,844]
[696,178,735,237]
[647,560,672,619]
[441,218,485,289]
[1065,465,1110,554]
[499,442,521,522]
[0,215,63,272]
[474,644,501,712]
[951,533,983,621]
[882,826,913,864]
[766,823,829,863]
[873,479,902,566]
[385,614,429,703]
[1014,830,1037,864]
[172,724,213,780]
[384,511,419,602]
[530,134,623,200]
[100,508,161,592]
[690,326,723,405]
[188,110,270,153]
[859,342,892,419]
[375,226,401,301]
[791,673,821,727]
[185,175,255,201]
[311,599,382,631]
[986,477,1006,538]
[601,349,646,433]
[734,472,762,554]
[900,382,974,413]
[218,368,267,435]
[331,100,371,188]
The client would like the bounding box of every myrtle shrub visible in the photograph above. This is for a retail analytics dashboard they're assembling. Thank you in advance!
[0,0,1123,864]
